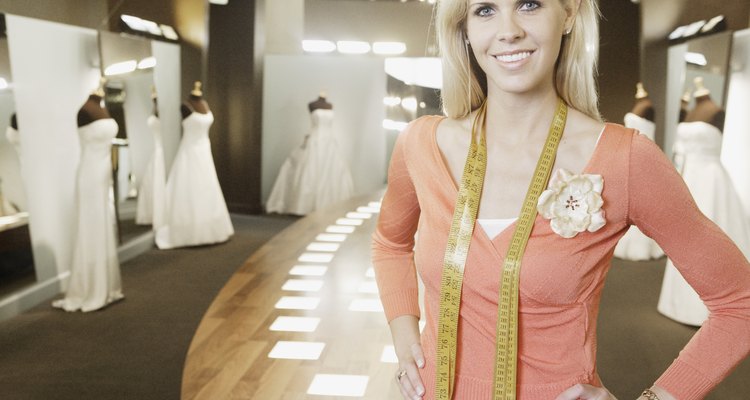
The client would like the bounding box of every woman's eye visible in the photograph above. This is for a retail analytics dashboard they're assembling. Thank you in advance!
[519,1,541,11]
[474,6,494,17]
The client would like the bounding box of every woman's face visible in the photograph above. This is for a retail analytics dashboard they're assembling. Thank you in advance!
[466,0,575,97]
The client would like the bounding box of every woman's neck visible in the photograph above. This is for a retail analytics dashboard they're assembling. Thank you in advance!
[482,87,560,146]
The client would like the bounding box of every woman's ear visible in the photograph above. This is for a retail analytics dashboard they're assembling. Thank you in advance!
[564,0,582,32]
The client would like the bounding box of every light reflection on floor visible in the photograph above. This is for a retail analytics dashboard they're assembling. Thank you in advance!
[274,296,321,310]
[268,341,326,360]
[306,242,341,252]
[307,374,370,397]
[282,279,324,292]
[297,252,335,263]
[289,265,328,276]
[269,316,321,332]
[326,225,356,234]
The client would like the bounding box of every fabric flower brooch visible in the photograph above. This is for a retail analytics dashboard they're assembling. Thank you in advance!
[537,169,606,238]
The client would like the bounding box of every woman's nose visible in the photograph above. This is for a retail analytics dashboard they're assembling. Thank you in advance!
[495,13,524,42]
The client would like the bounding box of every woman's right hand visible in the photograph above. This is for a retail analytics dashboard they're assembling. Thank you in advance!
[389,315,426,400]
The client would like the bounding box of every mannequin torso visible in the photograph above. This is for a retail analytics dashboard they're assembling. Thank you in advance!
[308,96,333,113]
[630,97,655,122]
[685,95,725,131]
[181,95,210,119]
[77,94,111,127]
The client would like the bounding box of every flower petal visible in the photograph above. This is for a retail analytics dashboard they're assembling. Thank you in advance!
[588,174,604,194]
[588,210,606,232]
[551,217,579,238]
[537,190,557,218]
[585,192,603,212]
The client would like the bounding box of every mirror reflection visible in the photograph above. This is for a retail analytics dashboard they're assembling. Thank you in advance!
[97,31,157,244]
[0,13,35,298]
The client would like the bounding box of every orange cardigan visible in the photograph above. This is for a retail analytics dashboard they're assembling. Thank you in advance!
[371,116,750,399]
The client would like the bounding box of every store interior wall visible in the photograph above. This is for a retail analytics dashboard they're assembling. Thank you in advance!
[305,0,436,57]
[206,0,265,214]
[723,29,750,216]
[106,0,207,109]
[262,55,387,205]
[0,0,106,30]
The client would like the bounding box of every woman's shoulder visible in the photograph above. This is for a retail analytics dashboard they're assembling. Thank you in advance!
[398,114,446,143]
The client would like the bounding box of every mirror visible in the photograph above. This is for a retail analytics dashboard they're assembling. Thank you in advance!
[681,31,733,122]
[0,13,35,297]
[665,31,733,159]
[98,31,157,244]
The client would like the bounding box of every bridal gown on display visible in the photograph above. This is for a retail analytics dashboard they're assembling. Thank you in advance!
[614,113,664,261]
[136,115,166,227]
[266,109,354,215]
[155,110,233,249]
[657,121,750,326]
[53,119,123,312]
[1,126,20,215]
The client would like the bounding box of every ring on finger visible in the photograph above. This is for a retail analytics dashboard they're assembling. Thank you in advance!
[396,369,407,381]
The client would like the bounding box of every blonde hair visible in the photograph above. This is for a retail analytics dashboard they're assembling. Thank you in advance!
[435,0,601,120]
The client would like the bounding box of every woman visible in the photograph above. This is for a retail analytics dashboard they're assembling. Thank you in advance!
[371,1,750,399]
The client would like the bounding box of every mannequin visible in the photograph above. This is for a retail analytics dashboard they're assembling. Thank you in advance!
[308,91,333,112]
[181,81,210,119]
[77,78,110,127]
[136,87,167,227]
[685,76,725,131]
[53,78,123,312]
[629,82,654,122]
[679,91,690,123]
[266,93,354,215]
[157,80,233,249]
[151,86,159,118]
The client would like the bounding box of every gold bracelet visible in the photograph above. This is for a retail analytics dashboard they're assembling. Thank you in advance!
[641,388,660,400]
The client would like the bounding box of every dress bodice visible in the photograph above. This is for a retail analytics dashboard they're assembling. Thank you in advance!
[5,126,19,147]
[673,121,722,159]
[624,112,655,141]
[147,115,163,144]
[182,112,214,143]
[310,109,334,137]
[78,119,118,155]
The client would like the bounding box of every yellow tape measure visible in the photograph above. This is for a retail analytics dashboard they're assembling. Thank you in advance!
[435,99,567,399]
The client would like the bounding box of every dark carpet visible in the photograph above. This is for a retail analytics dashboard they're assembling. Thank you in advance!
[0,214,298,400]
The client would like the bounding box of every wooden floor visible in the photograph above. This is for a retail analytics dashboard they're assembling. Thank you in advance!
[182,191,403,399]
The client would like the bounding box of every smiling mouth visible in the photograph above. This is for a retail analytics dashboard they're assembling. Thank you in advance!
[494,51,534,63]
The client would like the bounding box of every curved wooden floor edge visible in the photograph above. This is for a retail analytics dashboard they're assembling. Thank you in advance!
[181,189,404,399]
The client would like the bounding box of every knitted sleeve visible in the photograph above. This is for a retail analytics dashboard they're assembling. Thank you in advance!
[627,132,750,399]
[371,121,422,322]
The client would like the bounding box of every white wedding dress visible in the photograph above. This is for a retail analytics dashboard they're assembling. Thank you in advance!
[266,109,354,215]
[657,121,750,326]
[135,115,166,227]
[53,119,123,312]
[1,126,21,216]
[155,111,233,249]
[614,113,665,261]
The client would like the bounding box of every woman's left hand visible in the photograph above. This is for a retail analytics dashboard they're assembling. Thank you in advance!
[554,383,618,400]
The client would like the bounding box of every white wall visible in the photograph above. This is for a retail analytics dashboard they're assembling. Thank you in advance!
[723,29,750,217]
[152,41,182,174]
[262,55,387,205]
[305,0,435,57]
